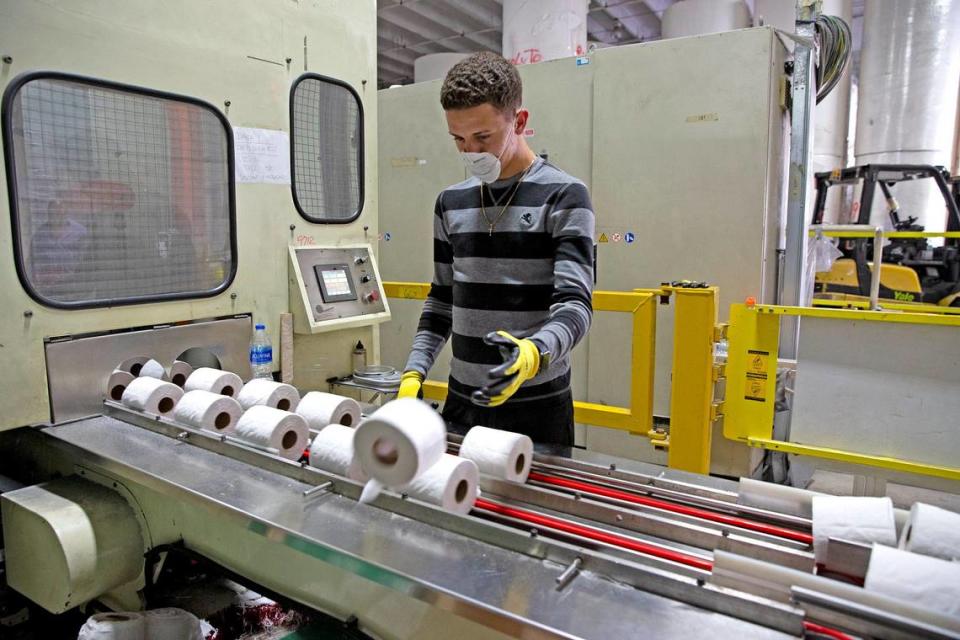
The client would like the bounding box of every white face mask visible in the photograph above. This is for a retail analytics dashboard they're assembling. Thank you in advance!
[460,119,517,183]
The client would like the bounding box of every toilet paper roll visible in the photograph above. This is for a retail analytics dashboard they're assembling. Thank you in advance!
[173,390,243,434]
[139,358,168,381]
[106,369,135,402]
[116,356,149,376]
[183,367,243,398]
[899,502,960,560]
[296,391,362,430]
[234,405,309,460]
[77,611,146,640]
[237,379,301,411]
[144,607,202,640]
[169,360,194,388]
[812,496,897,562]
[354,398,446,488]
[865,543,960,618]
[400,453,479,515]
[459,426,533,483]
[120,376,184,416]
[308,423,367,482]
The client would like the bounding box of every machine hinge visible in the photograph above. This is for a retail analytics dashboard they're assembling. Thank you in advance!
[711,401,725,422]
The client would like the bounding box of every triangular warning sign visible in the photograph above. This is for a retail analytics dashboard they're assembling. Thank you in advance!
[598,233,608,243]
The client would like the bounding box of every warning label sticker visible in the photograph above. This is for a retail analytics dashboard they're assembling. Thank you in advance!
[744,349,770,402]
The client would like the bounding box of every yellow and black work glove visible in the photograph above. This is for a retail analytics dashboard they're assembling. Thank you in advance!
[397,370,424,399]
[471,331,540,408]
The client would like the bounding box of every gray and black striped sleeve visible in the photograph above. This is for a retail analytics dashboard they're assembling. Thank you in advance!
[530,182,595,363]
[404,195,453,377]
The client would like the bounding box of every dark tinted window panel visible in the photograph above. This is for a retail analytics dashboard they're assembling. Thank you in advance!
[290,74,363,223]
[2,72,236,308]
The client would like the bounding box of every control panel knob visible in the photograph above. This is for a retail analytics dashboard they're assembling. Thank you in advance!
[360,275,371,283]
[364,291,380,303]
[354,256,366,265]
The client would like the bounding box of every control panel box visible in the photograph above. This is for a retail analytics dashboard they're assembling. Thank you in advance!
[288,244,390,334]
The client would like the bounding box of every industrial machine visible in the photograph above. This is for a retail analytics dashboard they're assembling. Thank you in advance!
[2,2,959,639]
[812,164,960,307]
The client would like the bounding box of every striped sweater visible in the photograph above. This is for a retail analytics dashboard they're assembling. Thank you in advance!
[405,157,595,403]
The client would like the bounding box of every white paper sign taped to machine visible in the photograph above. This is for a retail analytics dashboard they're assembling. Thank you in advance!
[234,127,291,184]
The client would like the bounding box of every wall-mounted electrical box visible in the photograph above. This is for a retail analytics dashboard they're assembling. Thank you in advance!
[288,244,390,334]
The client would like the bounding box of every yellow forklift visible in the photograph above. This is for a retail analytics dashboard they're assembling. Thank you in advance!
[812,164,960,308]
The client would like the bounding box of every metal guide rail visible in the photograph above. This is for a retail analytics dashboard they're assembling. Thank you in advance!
[13,402,955,640]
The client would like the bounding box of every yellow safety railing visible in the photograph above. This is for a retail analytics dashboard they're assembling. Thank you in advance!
[382,282,657,436]
[724,303,960,481]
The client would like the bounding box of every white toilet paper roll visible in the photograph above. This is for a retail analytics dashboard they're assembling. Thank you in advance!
[354,398,446,487]
[77,611,146,640]
[139,358,168,381]
[234,405,309,460]
[116,356,149,376]
[308,423,367,482]
[812,496,897,563]
[120,377,184,416]
[169,360,194,388]
[237,379,301,411]
[899,502,960,560]
[459,426,533,483]
[183,367,243,398]
[173,390,243,434]
[737,478,818,518]
[296,392,362,430]
[144,607,202,640]
[106,369,135,402]
[400,453,479,515]
[865,543,960,618]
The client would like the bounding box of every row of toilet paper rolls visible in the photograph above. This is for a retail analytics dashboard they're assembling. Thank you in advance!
[111,365,533,516]
[811,495,960,617]
[77,607,202,640]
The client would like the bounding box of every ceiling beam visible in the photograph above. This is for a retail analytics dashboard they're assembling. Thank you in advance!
[396,2,500,52]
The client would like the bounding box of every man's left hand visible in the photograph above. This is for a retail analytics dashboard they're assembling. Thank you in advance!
[471,331,540,407]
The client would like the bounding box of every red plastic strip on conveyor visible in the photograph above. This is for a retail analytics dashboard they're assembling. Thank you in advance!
[474,497,714,572]
[527,471,814,546]
[803,621,854,640]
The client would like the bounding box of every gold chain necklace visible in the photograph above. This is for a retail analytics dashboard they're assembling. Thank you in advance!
[479,159,535,236]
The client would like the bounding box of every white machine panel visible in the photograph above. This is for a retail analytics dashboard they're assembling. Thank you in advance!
[289,244,390,334]
[791,318,960,471]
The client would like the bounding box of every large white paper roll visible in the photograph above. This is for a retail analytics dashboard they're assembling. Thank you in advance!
[296,392,362,430]
[173,390,243,434]
[169,360,194,388]
[116,356,149,376]
[400,453,479,515]
[139,358,168,381]
[144,607,202,640]
[459,426,533,483]
[899,502,960,560]
[308,423,367,482]
[77,611,145,640]
[811,496,897,562]
[737,478,818,518]
[237,379,300,411]
[120,377,183,416]
[234,405,309,460]
[106,369,135,402]
[865,544,960,618]
[354,398,446,488]
[183,367,243,398]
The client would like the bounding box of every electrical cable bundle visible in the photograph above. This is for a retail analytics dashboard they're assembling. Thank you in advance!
[814,14,852,104]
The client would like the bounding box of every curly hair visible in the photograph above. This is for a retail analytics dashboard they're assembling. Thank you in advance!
[440,51,522,113]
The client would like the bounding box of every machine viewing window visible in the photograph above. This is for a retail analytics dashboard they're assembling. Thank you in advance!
[2,72,236,309]
[290,73,364,223]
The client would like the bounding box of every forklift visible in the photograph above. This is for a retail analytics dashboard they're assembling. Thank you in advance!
[812,164,960,308]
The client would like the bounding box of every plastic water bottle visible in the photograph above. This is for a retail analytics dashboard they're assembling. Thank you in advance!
[250,323,273,380]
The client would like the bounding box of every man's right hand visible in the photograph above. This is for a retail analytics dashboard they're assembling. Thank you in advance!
[397,370,424,399]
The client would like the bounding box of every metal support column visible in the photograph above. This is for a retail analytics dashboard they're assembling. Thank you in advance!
[667,287,720,474]
[779,0,821,359]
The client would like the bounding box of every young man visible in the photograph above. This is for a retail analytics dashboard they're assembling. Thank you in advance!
[397,52,595,446]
